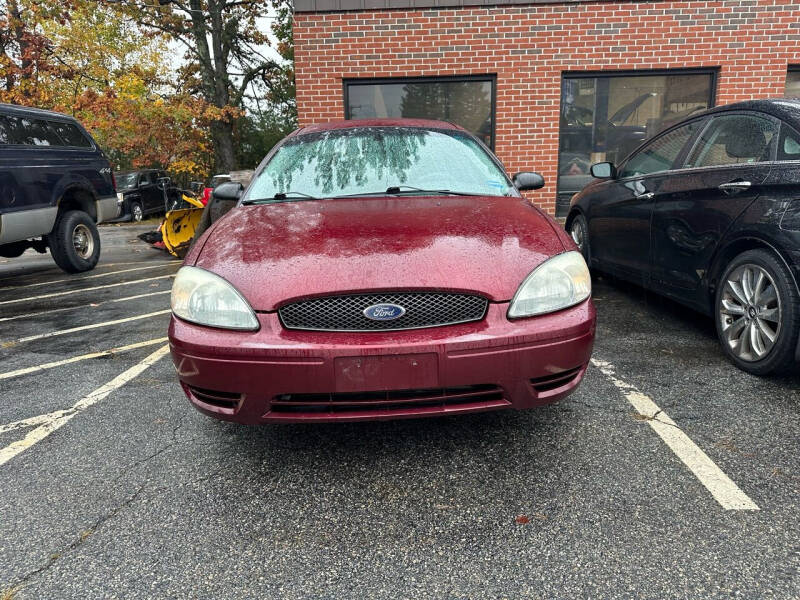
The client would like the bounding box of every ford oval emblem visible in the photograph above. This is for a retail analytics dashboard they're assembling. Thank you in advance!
[363,303,406,321]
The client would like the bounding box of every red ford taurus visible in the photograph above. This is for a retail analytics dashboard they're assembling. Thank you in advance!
[168,120,596,423]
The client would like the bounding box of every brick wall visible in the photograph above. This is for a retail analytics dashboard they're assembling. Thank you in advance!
[294,0,800,215]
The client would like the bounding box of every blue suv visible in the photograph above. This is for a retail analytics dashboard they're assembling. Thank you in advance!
[0,103,117,272]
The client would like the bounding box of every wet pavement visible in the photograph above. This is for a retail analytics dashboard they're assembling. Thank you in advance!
[1,224,798,598]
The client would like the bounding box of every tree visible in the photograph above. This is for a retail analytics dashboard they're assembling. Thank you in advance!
[119,0,292,172]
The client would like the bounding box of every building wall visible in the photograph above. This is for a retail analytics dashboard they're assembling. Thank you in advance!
[294,0,800,215]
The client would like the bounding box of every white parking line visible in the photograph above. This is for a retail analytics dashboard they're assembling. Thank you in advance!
[0,344,170,467]
[591,358,759,511]
[1,263,178,291]
[0,290,171,323]
[0,337,168,381]
[4,310,171,345]
[0,274,175,306]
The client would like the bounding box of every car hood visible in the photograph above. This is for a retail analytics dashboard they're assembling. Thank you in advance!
[193,196,566,311]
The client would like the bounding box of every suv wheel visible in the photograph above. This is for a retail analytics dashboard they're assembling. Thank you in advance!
[715,249,799,375]
[130,201,143,222]
[48,210,101,273]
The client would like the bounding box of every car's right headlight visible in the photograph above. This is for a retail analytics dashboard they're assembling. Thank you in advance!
[171,266,259,330]
[507,251,591,318]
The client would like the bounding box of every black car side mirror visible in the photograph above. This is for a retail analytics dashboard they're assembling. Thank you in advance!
[213,181,244,201]
[590,162,617,179]
[512,171,545,191]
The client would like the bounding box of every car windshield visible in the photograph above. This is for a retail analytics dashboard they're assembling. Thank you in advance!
[244,127,513,201]
[115,173,138,190]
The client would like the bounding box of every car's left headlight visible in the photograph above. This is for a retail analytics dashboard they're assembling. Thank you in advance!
[171,266,259,330]
[508,251,591,318]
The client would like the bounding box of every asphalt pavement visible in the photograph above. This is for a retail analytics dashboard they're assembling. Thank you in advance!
[0,224,798,599]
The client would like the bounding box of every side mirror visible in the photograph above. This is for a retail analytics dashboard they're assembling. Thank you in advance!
[590,162,617,179]
[512,171,545,191]
[213,181,244,201]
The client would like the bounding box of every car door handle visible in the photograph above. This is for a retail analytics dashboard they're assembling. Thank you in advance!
[635,192,654,200]
[718,181,752,191]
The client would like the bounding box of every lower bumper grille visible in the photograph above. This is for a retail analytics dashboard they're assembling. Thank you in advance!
[271,384,506,415]
[529,367,582,392]
[186,385,242,410]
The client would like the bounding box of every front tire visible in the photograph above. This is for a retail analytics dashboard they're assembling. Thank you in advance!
[130,201,143,222]
[48,210,101,273]
[715,249,799,375]
[568,213,590,263]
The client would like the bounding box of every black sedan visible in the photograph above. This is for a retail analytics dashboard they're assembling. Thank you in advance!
[566,98,800,375]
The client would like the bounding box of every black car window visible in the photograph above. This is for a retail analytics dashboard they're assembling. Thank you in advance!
[618,120,701,179]
[0,117,11,144]
[139,172,155,186]
[5,116,64,146]
[686,114,778,168]
[777,123,800,161]
[49,121,93,148]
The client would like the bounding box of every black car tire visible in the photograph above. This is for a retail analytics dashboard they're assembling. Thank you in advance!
[130,201,143,222]
[568,213,590,263]
[48,210,101,273]
[715,249,799,375]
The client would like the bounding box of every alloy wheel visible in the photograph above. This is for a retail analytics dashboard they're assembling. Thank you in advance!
[718,263,782,362]
[72,223,95,260]
[132,203,143,221]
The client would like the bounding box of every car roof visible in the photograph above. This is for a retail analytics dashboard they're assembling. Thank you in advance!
[0,102,79,122]
[688,98,800,124]
[292,118,467,138]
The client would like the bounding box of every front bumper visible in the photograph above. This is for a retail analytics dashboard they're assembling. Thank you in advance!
[168,300,596,423]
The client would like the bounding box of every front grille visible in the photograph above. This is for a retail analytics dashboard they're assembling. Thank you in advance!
[271,384,507,415]
[279,292,488,332]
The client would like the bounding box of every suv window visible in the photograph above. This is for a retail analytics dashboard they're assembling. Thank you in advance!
[139,172,155,186]
[5,116,64,146]
[777,123,800,161]
[686,114,777,168]
[618,120,702,178]
[49,121,93,148]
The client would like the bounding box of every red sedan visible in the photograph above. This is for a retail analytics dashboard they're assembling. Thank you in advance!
[168,119,596,423]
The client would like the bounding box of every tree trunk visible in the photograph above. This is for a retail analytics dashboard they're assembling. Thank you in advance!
[210,118,236,173]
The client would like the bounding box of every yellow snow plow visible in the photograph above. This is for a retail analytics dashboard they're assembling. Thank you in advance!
[160,193,205,259]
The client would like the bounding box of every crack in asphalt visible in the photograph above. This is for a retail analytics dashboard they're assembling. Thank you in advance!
[3,409,198,594]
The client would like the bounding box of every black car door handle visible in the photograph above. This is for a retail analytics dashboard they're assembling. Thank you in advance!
[635,192,655,200]
[718,181,752,191]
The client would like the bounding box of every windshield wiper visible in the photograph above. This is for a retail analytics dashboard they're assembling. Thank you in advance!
[241,191,319,205]
[332,186,486,198]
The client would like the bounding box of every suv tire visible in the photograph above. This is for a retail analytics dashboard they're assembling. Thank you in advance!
[715,249,799,375]
[130,201,143,222]
[48,210,101,273]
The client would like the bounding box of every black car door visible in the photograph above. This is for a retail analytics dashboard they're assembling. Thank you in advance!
[649,112,778,311]
[587,119,703,284]
[138,171,159,214]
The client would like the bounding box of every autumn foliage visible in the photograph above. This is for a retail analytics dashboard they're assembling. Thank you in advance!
[0,0,294,178]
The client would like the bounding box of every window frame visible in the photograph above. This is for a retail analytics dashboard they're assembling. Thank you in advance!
[557,68,719,193]
[786,66,800,97]
[342,74,498,149]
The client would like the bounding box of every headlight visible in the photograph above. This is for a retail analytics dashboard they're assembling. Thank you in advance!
[508,251,591,318]
[171,266,259,330]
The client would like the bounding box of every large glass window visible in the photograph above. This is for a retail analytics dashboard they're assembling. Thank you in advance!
[786,68,800,97]
[345,77,495,148]
[557,70,716,215]
[49,121,92,148]
[244,126,513,201]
